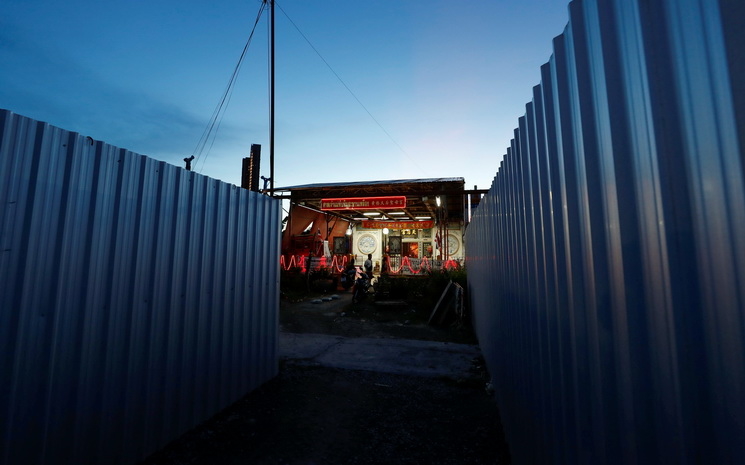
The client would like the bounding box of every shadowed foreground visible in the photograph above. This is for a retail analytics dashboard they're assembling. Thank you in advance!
[139,291,511,464]
[139,362,509,464]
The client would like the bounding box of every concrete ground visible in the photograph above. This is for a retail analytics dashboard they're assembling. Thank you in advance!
[139,290,511,465]
[280,332,483,379]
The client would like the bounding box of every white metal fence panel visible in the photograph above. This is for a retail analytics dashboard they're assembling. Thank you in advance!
[0,109,281,465]
[466,0,744,463]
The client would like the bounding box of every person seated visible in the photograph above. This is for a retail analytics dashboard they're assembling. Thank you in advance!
[341,260,356,290]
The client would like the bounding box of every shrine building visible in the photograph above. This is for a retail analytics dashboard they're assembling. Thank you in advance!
[274,178,486,274]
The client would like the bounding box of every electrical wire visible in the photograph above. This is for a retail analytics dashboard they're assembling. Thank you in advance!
[274,1,425,172]
[193,1,427,176]
[192,1,267,173]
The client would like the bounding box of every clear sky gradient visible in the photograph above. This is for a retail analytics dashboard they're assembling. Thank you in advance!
[1,0,570,191]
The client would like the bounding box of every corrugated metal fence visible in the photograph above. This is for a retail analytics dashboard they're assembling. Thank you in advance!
[0,109,281,465]
[465,0,744,463]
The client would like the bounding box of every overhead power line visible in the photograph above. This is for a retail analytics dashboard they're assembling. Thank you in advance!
[274,1,425,172]
[192,1,267,173]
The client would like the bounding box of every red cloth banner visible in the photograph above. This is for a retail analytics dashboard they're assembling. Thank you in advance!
[320,196,407,210]
[362,220,434,229]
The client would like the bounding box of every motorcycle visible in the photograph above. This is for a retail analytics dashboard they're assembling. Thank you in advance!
[352,268,371,303]
[340,265,356,291]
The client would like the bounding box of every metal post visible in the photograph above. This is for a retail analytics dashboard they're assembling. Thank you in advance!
[269,0,275,195]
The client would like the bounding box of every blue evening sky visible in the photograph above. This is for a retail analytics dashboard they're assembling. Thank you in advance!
[1,0,569,191]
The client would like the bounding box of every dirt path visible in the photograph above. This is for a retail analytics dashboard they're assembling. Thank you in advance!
[139,291,511,464]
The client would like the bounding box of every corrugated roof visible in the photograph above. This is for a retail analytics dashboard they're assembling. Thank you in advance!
[276,177,465,191]
[277,177,469,222]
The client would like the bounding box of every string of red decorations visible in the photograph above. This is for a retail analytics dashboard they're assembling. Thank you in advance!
[280,254,350,273]
[280,255,459,275]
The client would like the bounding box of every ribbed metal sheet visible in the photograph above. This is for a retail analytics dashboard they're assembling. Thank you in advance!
[465,0,744,463]
[0,109,281,465]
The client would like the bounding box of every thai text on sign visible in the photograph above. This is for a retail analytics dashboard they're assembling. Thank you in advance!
[320,196,407,210]
[362,220,434,229]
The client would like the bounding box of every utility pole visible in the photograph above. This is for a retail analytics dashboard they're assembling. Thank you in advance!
[269,0,275,195]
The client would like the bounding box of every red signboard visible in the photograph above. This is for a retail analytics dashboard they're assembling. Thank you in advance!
[362,220,434,230]
[320,196,406,211]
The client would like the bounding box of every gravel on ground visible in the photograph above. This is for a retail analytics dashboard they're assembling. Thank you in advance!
[138,289,512,464]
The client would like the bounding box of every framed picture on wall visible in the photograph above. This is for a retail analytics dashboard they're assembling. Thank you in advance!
[333,236,348,254]
[402,242,419,258]
[423,241,433,258]
[388,236,402,255]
